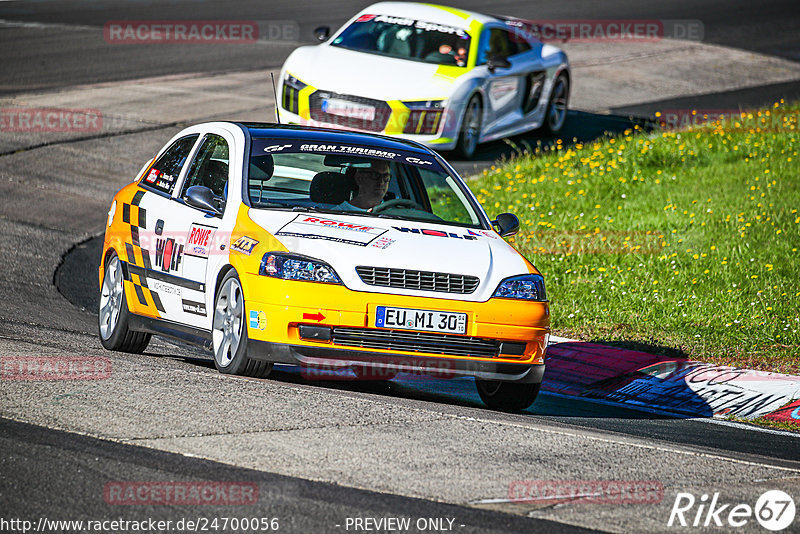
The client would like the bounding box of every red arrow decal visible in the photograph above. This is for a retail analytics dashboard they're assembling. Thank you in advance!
[302,312,325,322]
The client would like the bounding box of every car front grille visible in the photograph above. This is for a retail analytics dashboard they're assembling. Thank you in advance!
[356,266,479,294]
[308,91,392,132]
[331,327,500,358]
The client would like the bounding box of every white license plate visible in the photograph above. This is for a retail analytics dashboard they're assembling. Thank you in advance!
[375,306,467,334]
[322,98,375,121]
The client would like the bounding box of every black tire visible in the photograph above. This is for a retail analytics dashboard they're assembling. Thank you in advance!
[456,94,482,159]
[475,379,541,411]
[212,270,272,378]
[98,252,151,353]
[540,72,569,135]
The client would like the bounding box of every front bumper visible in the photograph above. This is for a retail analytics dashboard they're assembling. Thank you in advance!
[248,340,545,383]
[242,274,549,380]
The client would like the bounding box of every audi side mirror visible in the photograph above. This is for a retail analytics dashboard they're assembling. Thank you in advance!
[486,55,511,72]
[314,26,330,42]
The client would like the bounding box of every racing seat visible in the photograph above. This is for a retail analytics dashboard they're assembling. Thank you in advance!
[249,154,275,204]
[309,171,357,205]
[205,160,229,197]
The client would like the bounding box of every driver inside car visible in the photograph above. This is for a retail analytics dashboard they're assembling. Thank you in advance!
[334,160,392,212]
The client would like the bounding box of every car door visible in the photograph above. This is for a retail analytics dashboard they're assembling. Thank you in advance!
[123,133,200,323]
[477,26,544,135]
[167,131,233,329]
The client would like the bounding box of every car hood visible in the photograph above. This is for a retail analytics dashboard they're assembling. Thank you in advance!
[284,45,467,101]
[248,209,530,302]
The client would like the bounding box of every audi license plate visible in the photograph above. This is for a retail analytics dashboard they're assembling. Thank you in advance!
[321,98,375,121]
[375,306,467,335]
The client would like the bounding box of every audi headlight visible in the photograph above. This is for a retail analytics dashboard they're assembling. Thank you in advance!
[402,100,446,110]
[493,274,546,301]
[259,253,341,284]
[283,72,307,90]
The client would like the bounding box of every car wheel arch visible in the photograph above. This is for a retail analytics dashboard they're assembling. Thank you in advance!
[214,264,236,303]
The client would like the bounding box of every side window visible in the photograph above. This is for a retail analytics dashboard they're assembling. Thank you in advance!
[141,134,199,195]
[477,28,529,65]
[181,134,230,199]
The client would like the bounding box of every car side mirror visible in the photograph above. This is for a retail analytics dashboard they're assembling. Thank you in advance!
[486,55,511,72]
[314,26,330,42]
[493,213,519,237]
[185,186,222,216]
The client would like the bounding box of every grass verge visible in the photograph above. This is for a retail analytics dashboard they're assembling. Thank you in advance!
[472,101,799,374]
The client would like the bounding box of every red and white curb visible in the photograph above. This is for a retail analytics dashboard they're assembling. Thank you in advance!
[546,336,800,426]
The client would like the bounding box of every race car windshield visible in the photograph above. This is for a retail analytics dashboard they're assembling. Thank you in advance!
[247,139,484,228]
[330,14,471,67]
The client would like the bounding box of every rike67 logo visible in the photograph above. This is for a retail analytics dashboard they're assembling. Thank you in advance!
[668,490,796,531]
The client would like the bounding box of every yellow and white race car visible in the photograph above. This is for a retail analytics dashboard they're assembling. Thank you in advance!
[278,2,570,158]
[99,122,549,410]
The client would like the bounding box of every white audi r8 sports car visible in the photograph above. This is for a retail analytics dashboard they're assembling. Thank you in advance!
[277,2,570,158]
[99,123,550,411]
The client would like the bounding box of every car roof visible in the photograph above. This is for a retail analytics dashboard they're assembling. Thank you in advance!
[236,122,436,154]
[360,2,499,28]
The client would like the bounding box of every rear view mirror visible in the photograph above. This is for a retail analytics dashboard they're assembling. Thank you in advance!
[493,213,519,237]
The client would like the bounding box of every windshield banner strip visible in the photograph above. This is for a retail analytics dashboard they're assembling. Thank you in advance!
[252,139,444,172]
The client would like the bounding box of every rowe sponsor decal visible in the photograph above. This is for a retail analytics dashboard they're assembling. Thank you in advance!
[277,215,388,246]
[392,226,481,240]
[155,238,183,272]
[186,224,214,258]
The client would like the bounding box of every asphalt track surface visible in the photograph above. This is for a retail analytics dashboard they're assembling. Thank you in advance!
[1,417,593,533]
[2,1,800,533]
[1,0,799,93]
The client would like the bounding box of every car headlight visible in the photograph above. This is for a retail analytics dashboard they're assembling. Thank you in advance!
[283,72,307,91]
[282,73,307,115]
[259,253,341,284]
[402,100,447,135]
[493,274,546,301]
[402,100,446,110]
